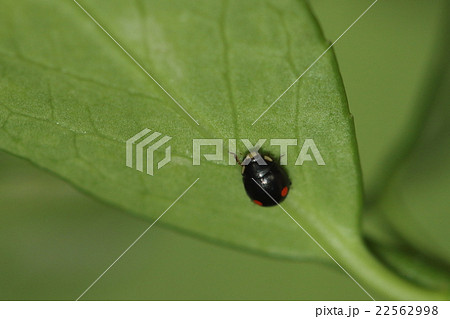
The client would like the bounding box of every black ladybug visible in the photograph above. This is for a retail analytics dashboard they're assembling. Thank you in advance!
[239,151,291,206]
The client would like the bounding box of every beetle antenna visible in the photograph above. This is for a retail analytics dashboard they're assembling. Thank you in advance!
[229,151,241,165]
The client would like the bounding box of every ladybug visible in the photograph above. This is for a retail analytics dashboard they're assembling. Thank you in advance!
[238,151,291,207]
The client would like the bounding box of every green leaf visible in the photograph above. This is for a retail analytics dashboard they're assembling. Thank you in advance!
[366,2,450,268]
[0,0,446,300]
[0,0,359,261]
[363,206,450,291]
[360,3,450,293]
[367,242,450,291]
[377,46,450,266]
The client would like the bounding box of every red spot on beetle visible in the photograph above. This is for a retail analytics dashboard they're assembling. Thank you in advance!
[253,200,263,206]
[281,186,288,197]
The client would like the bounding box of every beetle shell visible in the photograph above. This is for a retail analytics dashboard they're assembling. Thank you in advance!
[241,152,291,207]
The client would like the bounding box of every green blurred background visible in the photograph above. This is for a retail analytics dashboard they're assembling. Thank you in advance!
[0,0,447,300]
